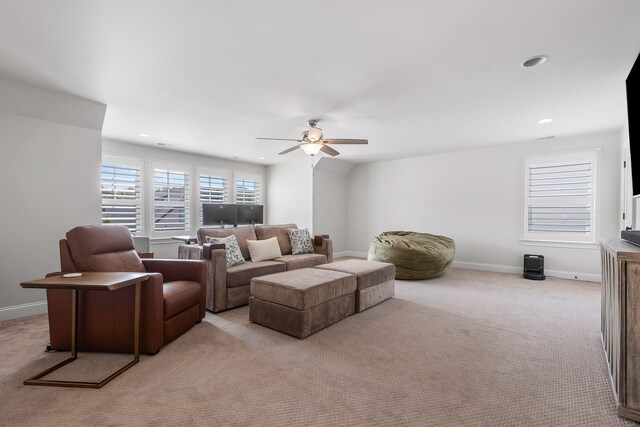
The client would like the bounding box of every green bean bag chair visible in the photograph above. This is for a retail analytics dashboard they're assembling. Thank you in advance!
[367,231,455,280]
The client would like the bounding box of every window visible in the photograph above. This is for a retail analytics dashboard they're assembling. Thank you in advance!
[99,156,264,236]
[153,168,189,232]
[235,177,261,204]
[523,150,598,244]
[198,171,230,224]
[101,161,142,234]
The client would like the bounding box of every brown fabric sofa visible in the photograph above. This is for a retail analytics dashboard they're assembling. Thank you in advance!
[46,225,206,355]
[178,224,333,313]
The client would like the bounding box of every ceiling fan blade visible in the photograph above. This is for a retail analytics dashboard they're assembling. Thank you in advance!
[278,144,303,155]
[257,137,303,142]
[322,139,368,145]
[320,145,340,156]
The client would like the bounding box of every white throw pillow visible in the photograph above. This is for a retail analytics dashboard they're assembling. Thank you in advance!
[247,237,282,262]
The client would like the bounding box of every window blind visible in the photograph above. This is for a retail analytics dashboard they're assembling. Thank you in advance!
[101,162,141,234]
[527,160,593,234]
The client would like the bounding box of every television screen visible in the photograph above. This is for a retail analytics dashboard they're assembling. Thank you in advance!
[628,51,640,195]
[203,204,237,226]
[237,204,263,225]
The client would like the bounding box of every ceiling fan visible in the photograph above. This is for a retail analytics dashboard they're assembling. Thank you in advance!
[256,119,368,156]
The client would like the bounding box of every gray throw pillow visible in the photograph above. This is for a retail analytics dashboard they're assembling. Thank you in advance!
[205,235,245,268]
[288,228,314,255]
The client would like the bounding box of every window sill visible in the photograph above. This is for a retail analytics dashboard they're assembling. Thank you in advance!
[149,237,183,245]
[520,239,599,250]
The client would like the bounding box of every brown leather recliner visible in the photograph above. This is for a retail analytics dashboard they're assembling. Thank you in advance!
[46,225,206,355]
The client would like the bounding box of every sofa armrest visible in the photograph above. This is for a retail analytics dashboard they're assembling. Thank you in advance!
[314,237,333,263]
[178,244,204,260]
[203,243,226,260]
[209,248,228,312]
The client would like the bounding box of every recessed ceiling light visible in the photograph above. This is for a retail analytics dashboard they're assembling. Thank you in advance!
[522,55,548,68]
[538,118,553,124]
[258,156,266,160]
[139,133,150,137]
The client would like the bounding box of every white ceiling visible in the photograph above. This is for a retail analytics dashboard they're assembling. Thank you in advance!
[1,0,639,164]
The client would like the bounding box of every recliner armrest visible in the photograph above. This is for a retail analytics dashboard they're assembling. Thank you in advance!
[142,259,207,320]
[142,259,205,284]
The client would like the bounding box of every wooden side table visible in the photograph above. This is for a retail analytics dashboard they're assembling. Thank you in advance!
[20,271,149,389]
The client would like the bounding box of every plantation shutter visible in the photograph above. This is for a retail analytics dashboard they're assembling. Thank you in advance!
[235,177,261,204]
[154,168,189,231]
[199,173,229,223]
[101,162,142,234]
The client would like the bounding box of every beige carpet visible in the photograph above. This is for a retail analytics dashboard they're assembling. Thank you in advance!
[0,268,632,426]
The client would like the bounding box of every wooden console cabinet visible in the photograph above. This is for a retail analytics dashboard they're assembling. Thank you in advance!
[601,237,640,422]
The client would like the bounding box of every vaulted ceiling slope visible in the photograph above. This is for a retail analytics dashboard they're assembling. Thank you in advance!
[1,0,639,164]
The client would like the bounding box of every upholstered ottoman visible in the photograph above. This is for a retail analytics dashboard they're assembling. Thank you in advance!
[315,260,395,312]
[249,268,356,338]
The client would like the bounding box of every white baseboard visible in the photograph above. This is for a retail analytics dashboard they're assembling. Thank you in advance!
[0,300,48,321]
[334,256,601,283]
[452,260,601,282]
[452,261,521,275]
[336,251,368,259]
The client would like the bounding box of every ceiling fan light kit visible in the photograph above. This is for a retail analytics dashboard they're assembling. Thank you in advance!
[301,142,323,156]
[257,119,369,157]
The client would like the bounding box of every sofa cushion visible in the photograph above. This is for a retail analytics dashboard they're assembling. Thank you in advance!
[255,224,297,255]
[274,254,327,271]
[250,268,356,311]
[205,235,245,267]
[163,280,201,320]
[288,228,314,255]
[247,237,282,262]
[226,260,287,288]
[198,226,257,260]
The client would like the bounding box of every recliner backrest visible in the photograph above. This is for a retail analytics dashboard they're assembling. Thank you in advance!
[65,224,146,272]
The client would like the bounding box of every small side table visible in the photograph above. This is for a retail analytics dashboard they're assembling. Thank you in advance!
[20,271,149,389]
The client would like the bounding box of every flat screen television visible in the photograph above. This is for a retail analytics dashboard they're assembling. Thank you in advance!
[621,50,640,245]
[237,204,263,226]
[203,204,237,227]
[628,50,640,195]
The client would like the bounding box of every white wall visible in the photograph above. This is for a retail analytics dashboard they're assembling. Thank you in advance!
[347,130,621,281]
[103,139,266,258]
[313,158,353,255]
[0,79,105,320]
[266,160,313,231]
